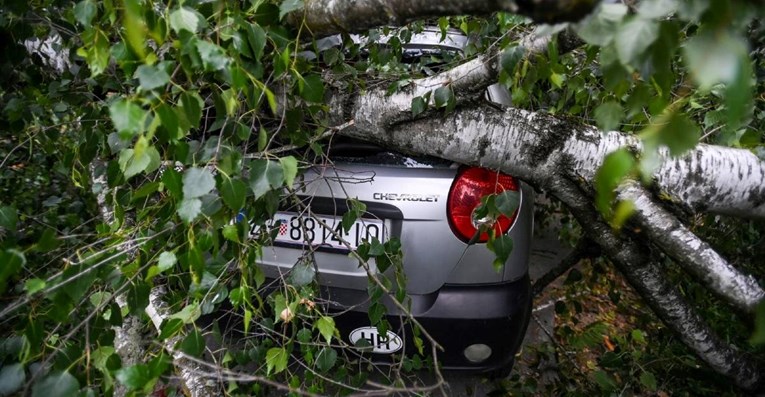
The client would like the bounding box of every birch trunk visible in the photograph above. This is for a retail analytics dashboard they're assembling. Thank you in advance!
[292,0,598,35]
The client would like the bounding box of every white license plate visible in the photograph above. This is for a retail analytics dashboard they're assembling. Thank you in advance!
[255,212,386,250]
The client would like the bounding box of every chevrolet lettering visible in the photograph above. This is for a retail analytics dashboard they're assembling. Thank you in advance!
[373,193,439,202]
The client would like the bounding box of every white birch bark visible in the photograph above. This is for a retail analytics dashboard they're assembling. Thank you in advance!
[618,181,765,312]
[292,0,598,36]
[146,287,220,397]
[332,99,765,219]
[90,162,220,397]
[548,177,764,390]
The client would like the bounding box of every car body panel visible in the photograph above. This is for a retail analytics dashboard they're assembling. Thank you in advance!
[257,159,533,295]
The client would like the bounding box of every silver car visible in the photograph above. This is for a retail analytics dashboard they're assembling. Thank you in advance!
[254,28,533,375]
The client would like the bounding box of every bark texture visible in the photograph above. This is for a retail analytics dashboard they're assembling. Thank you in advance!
[293,0,599,35]
[618,181,765,312]
[333,101,765,219]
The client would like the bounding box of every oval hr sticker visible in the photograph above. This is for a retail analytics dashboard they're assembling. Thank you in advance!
[349,326,403,354]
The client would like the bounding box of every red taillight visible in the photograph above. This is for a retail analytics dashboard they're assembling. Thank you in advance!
[447,167,520,243]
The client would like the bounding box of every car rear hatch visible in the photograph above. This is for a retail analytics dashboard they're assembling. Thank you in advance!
[255,141,531,296]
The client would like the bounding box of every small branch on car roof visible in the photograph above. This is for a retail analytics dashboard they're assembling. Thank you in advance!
[243,120,355,159]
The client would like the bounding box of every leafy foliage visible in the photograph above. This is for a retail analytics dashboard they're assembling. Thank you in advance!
[1,0,764,395]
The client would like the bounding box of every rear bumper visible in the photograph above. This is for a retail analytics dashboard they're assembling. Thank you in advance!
[324,275,532,373]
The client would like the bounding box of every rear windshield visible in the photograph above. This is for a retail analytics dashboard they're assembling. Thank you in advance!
[326,139,453,169]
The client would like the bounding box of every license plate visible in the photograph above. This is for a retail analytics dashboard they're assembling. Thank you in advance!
[254,212,386,250]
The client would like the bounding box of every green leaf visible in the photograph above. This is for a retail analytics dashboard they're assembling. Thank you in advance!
[592,370,617,391]
[170,302,201,324]
[290,259,315,287]
[683,30,747,91]
[610,199,635,229]
[32,371,79,397]
[245,23,266,60]
[258,127,268,151]
[299,74,324,103]
[315,347,337,373]
[220,178,247,211]
[266,347,289,374]
[0,206,17,232]
[631,329,647,344]
[638,0,677,18]
[615,17,659,64]
[118,149,148,179]
[278,0,304,19]
[549,72,565,89]
[115,365,153,391]
[595,149,635,214]
[122,0,146,59]
[495,190,520,217]
[487,234,513,271]
[158,318,184,340]
[315,316,335,344]
[178,198,202,222]
[725,45,753,133]
[109,99,146,136]
[127,282,150,315]
[162,168,183,199]
[169,7,204,34]
[0,363,25,395]
[74,0,97,27]
[24,278,46,294]
[196,40,230,71]
[411,96,426,116]
[157,251,177,272]
[249,160,284,199]
[183,167,216,199]
[135,64,170,91]
[222,224,239,242]
[640,371,658,391]
[341,210,358,234]
[500,45,525,74]
[180,329,205,357]
[750,300,765,346]
[80,28,110,76]
[156,103,181,140]
[279,156,298,187]
[179,92,203,130]
[0,249,25,294]
[433,86,453,108]
[574,3,627,46]
[368,302,386,325]
[594,101,623,131]
[676,0,710,21]
[89,291,112,308]
[647,112,701,156]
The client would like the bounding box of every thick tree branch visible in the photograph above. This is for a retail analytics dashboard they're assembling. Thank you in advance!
[618,181,765,312]
[90,162,220,397]
[293,0,599,36]
[547,174,764,391]
[331,102,765,219]
[146,287,220,397]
